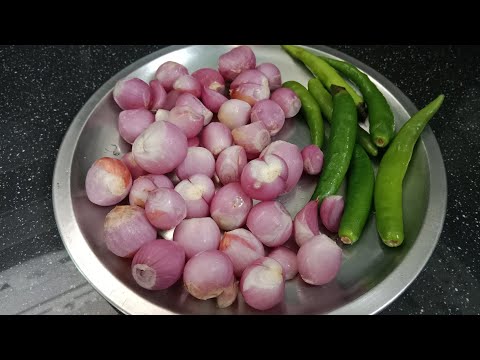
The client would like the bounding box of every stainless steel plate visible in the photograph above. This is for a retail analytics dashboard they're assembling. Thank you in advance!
[52,45,447,315]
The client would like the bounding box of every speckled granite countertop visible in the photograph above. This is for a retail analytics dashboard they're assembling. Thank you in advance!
[0,45,478,315]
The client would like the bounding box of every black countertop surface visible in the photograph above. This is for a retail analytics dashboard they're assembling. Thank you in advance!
[0,45,478,315]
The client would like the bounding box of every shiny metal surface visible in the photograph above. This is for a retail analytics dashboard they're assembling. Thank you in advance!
[52,45,447,315]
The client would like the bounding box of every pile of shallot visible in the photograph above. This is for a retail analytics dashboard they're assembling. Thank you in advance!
[85,45,343,312]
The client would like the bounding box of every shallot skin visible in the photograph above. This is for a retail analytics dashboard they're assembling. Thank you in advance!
[217,99,251,130]
[232,122,271,157]
[319,195,344,233]
[149,80,167,111]
[85,157,132,206]
[113,78,151,110]
[201,87,229,113]
[131,240,186,290]
[250,99,286,136]
[104,205,157,258]
[219,228,265,277]
[176,93,213,126]
[175,147,216,180]
[215,145,248,185]
[294,200,320,247]
[256,63,282,91]
[173,217,221,258]
[229,69,270,106]
[132,121,188,175]
[297,234,342,286]
[129,175,174,208]
[155,61,189,92]
[260,140,303,194]
[268,247,298,281]
[174,174,215,219]
[192,68,226,94]
[145,188,187,230]
[210,182,253,231]
[271,87,302,118]
[183,250,235,300]
[118,109,155,144]
[240,257,285,311]
[121,152,147,180]
[246,201,293,248]
[218,45,256,81]
[302,145,324,175]
[200,122,233,157]
[173,75,202,98]
[240,154,288,201]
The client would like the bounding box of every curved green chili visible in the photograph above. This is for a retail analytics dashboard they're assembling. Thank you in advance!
[282,81,324,149]
[375,95,445,247]
[321,57,395,148]
[282,45,367,120]
[308,78,378,157]
[338,144,375,245]
[312,86,357,203]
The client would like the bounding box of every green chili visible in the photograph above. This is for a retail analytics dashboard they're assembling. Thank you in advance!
[321,57,395,148]
[375,95,445,247]
[282,81,324,149]
[281,45,367,120]
[338,144,375,245]
[308,78,378,157]
[312,86,357,203]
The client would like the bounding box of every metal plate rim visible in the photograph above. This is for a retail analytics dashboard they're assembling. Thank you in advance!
[52,45,447,315]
